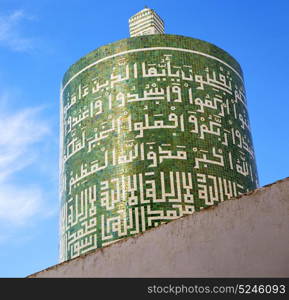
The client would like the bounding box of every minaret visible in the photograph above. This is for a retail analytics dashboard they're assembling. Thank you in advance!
[129,7,164,37]
[59,8,258,262]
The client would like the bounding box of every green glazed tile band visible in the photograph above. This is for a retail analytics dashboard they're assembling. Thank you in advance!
[59,35,258,262]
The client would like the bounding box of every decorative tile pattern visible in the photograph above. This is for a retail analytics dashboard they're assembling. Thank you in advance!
[59,35,258,262]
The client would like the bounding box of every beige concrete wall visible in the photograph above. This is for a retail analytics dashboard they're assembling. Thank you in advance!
[29,177,289,278]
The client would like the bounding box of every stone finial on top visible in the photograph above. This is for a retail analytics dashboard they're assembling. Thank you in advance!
[129,7,164,37]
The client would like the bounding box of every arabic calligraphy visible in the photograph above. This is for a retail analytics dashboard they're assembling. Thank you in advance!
[59,49,258,261]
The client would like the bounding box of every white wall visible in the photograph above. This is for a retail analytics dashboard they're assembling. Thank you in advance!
[29,177,289,278]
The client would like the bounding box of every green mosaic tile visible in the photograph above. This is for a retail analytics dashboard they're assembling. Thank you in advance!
[59,34,258,262]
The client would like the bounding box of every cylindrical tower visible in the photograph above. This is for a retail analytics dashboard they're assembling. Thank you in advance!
[59,34,258,262]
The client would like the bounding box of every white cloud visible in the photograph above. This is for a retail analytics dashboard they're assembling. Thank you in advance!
[0,104,54,226]
[0,184,43,225]
[0,107,49,179]
[0,10,34,52]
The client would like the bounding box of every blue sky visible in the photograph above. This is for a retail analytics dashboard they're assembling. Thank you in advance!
[0,0,288,277]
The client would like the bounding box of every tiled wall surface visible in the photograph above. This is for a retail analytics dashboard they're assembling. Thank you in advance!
[59,35,258,261]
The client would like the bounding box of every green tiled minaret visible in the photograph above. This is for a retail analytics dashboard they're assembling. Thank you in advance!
[59,9,258,262]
